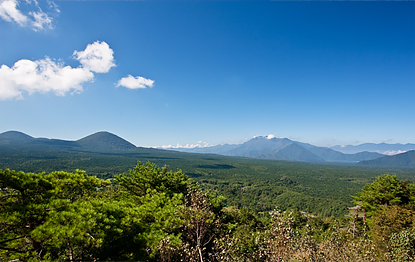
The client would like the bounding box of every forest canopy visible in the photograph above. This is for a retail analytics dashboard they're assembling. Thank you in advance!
[1,163,415,261]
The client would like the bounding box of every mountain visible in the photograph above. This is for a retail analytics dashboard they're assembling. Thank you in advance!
[296,142,383,163]
[169,136,383,163]
[0,131,79,151]
[359,150,415,167]
[0,131,136,152]
[224,137,294,158]
[270,143,325,162]
[0,131,388,164]
[175,143,240,154]
[0,130,33,142]
[76,131,137,151]
[168,137,319,161]
[331,143,415,155]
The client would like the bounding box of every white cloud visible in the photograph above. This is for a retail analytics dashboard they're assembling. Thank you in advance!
[382,150,407,156]
[0,58,93,100]
[0,0,58,31]
[159,141,211,149]
[30,10,53,31]
[0,41,115,100]
[73,41,116,73]
[48,1,60,13]
[253,134,276,139]
[116,75,154,89]
[0,0,27,25]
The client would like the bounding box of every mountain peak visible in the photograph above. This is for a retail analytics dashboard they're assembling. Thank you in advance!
[0,131,33,140]
[77,131,136,151]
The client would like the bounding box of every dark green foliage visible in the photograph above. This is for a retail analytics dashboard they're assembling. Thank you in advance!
[0,164,192,261]
[353,174,407,217]
[2,163,415,261]
[116,161,190,198]
[31,198,142,261]
[0,168,110,260]
[352,174,415,218]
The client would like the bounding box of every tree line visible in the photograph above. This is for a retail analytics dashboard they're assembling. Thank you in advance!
[1,162,414,261]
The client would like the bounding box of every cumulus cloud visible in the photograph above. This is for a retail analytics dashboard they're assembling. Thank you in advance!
[0,0,58,31]
[0,41,115,100]
[73,41,115,73]
[0,58,93,100]
[116,75,154,89]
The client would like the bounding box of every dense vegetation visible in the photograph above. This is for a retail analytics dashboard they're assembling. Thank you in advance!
[2,131,415,218]
[1,163,415,261]
[2,144,415,218]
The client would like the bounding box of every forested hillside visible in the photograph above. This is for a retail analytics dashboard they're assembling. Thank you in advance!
[1,164,414,261]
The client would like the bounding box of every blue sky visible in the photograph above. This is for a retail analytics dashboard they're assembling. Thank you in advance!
[1,1,414,148]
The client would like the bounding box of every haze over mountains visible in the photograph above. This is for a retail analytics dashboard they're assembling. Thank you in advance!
[1,131,414,167]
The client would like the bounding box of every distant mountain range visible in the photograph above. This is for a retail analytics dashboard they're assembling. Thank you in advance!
[330,143,415,155]
[166,136,384,163]
[359,150,415,167]
[1,131,414,167]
